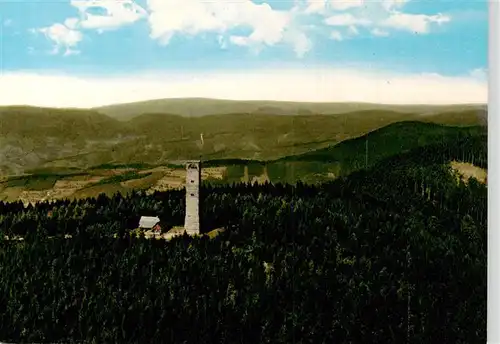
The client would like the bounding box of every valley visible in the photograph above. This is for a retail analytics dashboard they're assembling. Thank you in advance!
[0,116,487,203]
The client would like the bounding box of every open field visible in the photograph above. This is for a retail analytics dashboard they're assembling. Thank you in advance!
[0,165,227,204]
[451,161,488,184]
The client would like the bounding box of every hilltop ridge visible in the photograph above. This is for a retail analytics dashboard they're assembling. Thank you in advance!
[0,101,487,176]
[92,97,487,120]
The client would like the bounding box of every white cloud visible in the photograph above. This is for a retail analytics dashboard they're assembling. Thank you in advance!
[469,68,487,82]
[305,0,327,14]
[32,0,453,56]
[330,31,343,41]
[289,32,312,57]
[329,0,364,11]
[71,0,147,31]
[382,12,451,34]
[3,19,13,27]
[0,69,486,108]
[64,48,81,57]
[381,0,409,11]
[306,0,364,14]
[319,2,451,37]
[230,28,311,57]
[64,17,80,30]
[307,0,450,38]
[348,26,359,35]
[229,35,250,47]
[325,13,371,26]
[34,0,146,55]
[217,35,227,49]
[146,0,310,57]
[37,23,83,56]
[371,28,389,37]
[148,1,285,44]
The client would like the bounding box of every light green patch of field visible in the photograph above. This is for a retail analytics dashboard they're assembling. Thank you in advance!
[24,167,84,175]
[71,183,129,199]
[120,171,164,190]
[206,228,225,239]
[89,162,154,170]
[92,171,153,186]
[0,187,24,202]
[5,175,61,191]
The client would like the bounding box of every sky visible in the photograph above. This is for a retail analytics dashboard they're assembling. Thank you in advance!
[0,0,489,107]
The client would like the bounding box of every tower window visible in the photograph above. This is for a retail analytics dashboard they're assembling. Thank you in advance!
[191,193,195,196]
[191,180,194,183]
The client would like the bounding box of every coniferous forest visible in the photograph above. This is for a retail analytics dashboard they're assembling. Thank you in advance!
[0,134,487,343]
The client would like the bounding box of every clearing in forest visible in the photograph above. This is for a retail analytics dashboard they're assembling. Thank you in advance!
[450,161,487,184]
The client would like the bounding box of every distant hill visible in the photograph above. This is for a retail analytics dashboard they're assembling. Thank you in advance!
[0,103,487,176]
[0,106,123,139]
[94,97,487,120]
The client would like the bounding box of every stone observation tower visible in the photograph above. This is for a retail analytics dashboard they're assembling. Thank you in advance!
[184,160,201,235]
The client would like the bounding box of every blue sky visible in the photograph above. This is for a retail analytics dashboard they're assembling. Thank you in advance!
[0,0,488,106]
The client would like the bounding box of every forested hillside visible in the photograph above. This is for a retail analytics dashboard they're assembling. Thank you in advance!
[0,133,486,343]
[0,104,486,175]
[212,122,487,184]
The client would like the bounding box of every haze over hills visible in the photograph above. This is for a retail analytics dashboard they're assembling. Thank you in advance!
[93,97,488,120]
